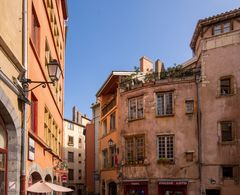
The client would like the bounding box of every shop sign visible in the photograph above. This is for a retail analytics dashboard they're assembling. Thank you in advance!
[159,181,188,185]
[28,137,35,161]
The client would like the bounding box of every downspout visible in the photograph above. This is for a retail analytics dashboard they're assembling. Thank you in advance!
[195,67,202,195]
[20,0,28,194]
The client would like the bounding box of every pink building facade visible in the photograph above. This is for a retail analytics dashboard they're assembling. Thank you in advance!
[96,8,240,195]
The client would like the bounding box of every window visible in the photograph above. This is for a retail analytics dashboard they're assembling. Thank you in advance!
[78,138,82,148]
[102,119,107,136]
[185,100,194,114]
[125,135,145,165]
[31,93,38,134]
[109,145,117,168]
[222,166,233,179]
[31,6,40,53]
[68,136,74,146]
[78,153,81,157]
[67,123,74,130]
[157,135,174,162]
[220,77,233,95]
[68,169,74,180]
[110,112,116,130]
[102,149,108,168]
[156,92,173,116]
[213,22,231,35]
[220,121,233,142]
[68,152,74,162]
[128,96,144,120]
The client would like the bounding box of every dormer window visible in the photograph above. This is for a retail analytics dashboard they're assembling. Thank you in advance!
[213,22,231,35]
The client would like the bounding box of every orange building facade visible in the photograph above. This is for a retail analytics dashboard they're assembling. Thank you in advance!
[26,0,68,193]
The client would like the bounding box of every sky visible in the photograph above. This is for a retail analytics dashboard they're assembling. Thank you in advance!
[64,0,240,119]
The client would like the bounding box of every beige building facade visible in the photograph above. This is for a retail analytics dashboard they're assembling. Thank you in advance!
[63,107,91,195]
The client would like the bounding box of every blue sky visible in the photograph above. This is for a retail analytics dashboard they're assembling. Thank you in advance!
[64,0,240,119]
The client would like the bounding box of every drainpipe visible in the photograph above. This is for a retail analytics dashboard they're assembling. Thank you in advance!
[195,67,202,195]
[20,0,28,194]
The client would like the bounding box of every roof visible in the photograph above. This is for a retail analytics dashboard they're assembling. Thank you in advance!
[96,71,134,97]
[64,118,86,128]
[190,8,240,50]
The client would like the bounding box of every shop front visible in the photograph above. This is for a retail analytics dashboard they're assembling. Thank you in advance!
[123,180,148,195]
[158,180,188,195]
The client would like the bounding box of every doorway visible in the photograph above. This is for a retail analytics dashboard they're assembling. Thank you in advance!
[108,182,117,195]
[206,189,220,195]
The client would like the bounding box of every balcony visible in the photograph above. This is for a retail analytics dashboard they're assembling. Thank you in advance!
[101,98,116,117]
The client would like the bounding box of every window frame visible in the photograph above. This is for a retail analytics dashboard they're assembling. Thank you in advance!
[109,145,117,168]
[185,100,194,114]
[67,151,74,162]
[110,112,116,130]
[102,149,108,169]
[128,96,144,121]
[213,21,232,36]
[157,135,174,163]
[68,136,74,146]
[219,121,234,143]
[222,166,234,180]
[156,91,174,117]
[68,169,74,180]
[125,134,145,165]
[31,5,41,54]
[220,76,234,96]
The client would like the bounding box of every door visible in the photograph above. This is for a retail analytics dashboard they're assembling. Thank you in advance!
[109,182,117,195]
[206,189,220,195]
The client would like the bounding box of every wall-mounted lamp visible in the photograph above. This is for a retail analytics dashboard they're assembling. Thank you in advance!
[108,139,113,147]
[209,178,216,184]
[21,59,61,92]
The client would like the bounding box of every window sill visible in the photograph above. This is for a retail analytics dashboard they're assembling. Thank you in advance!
[156,114,174,118]
[218,140,237,145]
[128,117,145,122]
[157,159,175,165]
[217,93,236,98]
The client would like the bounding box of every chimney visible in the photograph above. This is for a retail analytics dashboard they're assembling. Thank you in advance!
[155,59,165,77]
[77,111,82,124]
[139,56,153,74]
[72,106,77,122]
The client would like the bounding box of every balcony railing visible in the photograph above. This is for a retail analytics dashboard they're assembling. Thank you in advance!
[101,98,116,116]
